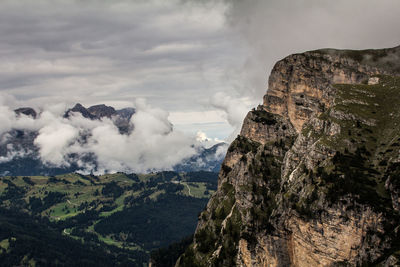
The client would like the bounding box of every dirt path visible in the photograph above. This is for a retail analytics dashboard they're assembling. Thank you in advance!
[185,183,192,196]
[172,181,192,196]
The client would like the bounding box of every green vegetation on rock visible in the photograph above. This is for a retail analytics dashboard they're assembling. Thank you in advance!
[177,46,400,266]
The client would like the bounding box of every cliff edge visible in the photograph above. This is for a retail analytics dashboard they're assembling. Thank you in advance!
[176,45,400,266]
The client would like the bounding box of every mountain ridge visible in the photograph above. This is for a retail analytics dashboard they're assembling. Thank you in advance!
[0,103,226,176]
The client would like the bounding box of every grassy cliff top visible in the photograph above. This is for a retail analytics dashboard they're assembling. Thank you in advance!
[309,45,400,73]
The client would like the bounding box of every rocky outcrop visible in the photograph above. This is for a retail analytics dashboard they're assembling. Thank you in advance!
[263,48,398,132]
[64,103,96,119]
[87,104,117,118]
[0,103,135,175]
[177,46,400,266]
[114,107,135,134]
[63,103,135,134]
[14,107,37,118]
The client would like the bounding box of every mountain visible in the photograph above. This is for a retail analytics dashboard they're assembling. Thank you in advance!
[177,45,400,266]
[174,143,228,173]
[87,104,117,118]
[0,103,224,176]
[14,107,37,118]
[0,103,131,176]
[64,103,135,133]
[64,103,97,119]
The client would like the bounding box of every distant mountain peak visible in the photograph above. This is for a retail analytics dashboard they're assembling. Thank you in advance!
[64,103,134,121]
[14,107,37,119]
[3,102,224,176]
[64,103,95,119]
[116,107,135,119]
[88,104,116,118]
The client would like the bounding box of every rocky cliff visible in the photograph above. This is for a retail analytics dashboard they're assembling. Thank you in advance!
[176,45,400,266]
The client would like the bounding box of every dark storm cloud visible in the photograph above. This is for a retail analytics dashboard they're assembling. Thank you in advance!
[222,0,400,102]
[0,0,236,173]
[0,0,399,139]
[0,0,398,173]
[0,0,238,113]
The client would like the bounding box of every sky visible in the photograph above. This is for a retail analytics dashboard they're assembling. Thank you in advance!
[0,0,399,172]
[0,0,399,139]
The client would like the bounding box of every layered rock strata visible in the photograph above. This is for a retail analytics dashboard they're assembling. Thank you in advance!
[177,46,400,266]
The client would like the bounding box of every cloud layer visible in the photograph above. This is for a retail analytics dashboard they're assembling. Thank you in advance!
[0,0,399,147]
[0,96,216,173]
[223,0,400,102]
[0,1,239,110]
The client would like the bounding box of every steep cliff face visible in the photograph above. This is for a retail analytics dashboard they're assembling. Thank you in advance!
[264,47,400,132]
[177,46,400,266]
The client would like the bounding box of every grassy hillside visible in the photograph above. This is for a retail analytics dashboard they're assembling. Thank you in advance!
[0,207,140,266]
[0,171,218,266]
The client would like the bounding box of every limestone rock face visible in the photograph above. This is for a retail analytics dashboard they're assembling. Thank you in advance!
[264,49,395,132]
[176,46,400,266]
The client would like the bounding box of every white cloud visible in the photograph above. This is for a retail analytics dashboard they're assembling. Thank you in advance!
[0,98,202,173]
[169,110,225,125]
[196,130,224,148]
[0,0,399,147]
[0,106,14,136]
[34,120,79,166]
[210,92,252,139]
[196,131,208,142]
[215,143,228,160]
[77,99,198,173]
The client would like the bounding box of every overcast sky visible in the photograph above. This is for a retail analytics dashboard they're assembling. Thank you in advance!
[0,0,399,140]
